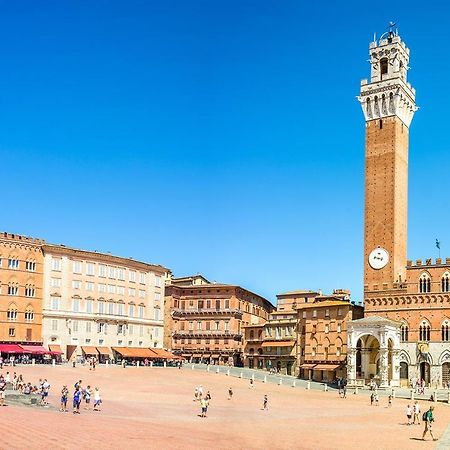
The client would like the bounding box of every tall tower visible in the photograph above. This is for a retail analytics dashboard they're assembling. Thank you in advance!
[359,29,417,291]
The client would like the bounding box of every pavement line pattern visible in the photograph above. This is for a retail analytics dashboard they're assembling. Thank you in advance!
[436,423,450,449]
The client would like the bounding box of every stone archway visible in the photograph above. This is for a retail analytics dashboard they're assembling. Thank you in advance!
[347,316,402,387]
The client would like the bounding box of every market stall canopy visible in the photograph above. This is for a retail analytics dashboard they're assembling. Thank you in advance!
[48,345,63,355]
[81,346,98,355]
[19,345,49,355]
[96,347,112,356]
[313,364,341,371]
[0,344,24,354]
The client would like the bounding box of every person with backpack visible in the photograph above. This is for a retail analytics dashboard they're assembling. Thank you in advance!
[422,406,437,441]
[73,387,82,414]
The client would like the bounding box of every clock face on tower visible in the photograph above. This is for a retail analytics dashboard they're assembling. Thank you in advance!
[368,247,389,270]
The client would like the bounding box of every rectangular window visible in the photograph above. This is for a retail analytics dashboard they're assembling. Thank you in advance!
[86,300,93,313]
[51,319,58,331]
[108,284,116,294]
[117,324,124,335]
[155,292,161,302]
[139,272,146,284]
[128,288,135,297]
[197,321,202,330]
[98,322,105,333]
[117,268,125,280]
[337,308,342,316]
[215,300,221,310]
[98,283,106,293]
[224,321,230,331]
[325,309,330,318]
[117,303,124,315]
[72,320,78,332]
[26,261,36,272]
[129,270,136,283]
[337,323,341,333]
[9,328,15,337]
[139,305,144,318]
[129,324,133,334]
[302,311,306,319]
[207,300,211,309]
[73,261,82,273]
[312,310,317,318]
[7,310,17,321]
[117,286,125,295]
[139,290,145,299]
[72,299,80,312]
[108,266,115,278]
[225,299,230,309]
[98,301,105,314]
[154,309,160,320]
[51,297,60,310]
[99,265,106,277]
[86,282,94,292]
[72,280,81,289]
[108,303,114,315]
[51,258,62,271]
[154,275,161,287]
[215,321,220,331]
[128,304,135,317]
[139,325,144,337]
[51,277,61,288]
[86,262,95,276]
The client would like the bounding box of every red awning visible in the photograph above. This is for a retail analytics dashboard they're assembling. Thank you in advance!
[19,345,49,355]
[0,344,25,354]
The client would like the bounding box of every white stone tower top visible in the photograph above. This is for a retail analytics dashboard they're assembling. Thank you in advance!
[358,28,417,127]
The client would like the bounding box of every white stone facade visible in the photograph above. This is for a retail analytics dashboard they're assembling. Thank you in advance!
[41,244,167,359]
[357,34,417,127]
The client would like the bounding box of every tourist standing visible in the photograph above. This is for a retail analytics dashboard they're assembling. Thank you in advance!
[422,406,437,441]
[413,401,421,425]
[228,387,233,400]
[73,387,82,414]
[60,386,69,412]
[388,394,393,407]
[84,385,92,410]
[406,404,412,425]
[370,392,374,406]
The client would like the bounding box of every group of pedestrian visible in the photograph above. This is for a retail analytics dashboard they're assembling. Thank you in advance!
[406,401,421,425]
[370,391,379,406]
[68,379,102,414]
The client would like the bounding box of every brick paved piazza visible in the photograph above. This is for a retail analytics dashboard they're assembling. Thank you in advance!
[2,365,450,449]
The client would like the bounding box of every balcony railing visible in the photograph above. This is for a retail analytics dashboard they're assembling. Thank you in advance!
[173,330,241,340]
[171,308,242,318]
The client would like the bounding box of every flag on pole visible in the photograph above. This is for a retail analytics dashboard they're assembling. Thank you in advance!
[436,239,441,250]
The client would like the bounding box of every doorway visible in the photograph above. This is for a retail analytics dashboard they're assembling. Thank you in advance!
[420,362,430,384]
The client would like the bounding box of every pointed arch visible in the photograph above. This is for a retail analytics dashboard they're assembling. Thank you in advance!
[442,272,450,293]
[419,319,431,342]
[419,272,431,293]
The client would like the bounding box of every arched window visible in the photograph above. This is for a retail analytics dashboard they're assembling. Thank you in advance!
[400,322,409,342]
[25,283,35,298]
[380,57,388,76]
[419,320,431,342]
[442,320,450,342]
[366,98,373,119]
[442,273,450,293]
[25,307,34,322]
[419,273,431,293]
[7,304,18,321]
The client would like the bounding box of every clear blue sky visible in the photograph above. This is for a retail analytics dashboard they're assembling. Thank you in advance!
[2,1,449,304]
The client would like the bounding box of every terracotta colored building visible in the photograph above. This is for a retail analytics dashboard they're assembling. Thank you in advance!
[0,233,45,344]
[243,289,363,380]
[347,29,450,388]
[164,275,274,365]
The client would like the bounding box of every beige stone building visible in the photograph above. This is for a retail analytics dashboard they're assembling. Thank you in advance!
[42,244,168,360]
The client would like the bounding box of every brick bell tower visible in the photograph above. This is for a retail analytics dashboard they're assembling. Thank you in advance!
[358,27,417,292]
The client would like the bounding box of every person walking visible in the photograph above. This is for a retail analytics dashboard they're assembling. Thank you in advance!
[370,392,374,406]
[413,401,421,425]
[200,397,207,418]
[388,394,393,408]
[262,394,268,411]
[342,385,347,399]
[93,387,102,411]
[228,387,233,400]
[406,404,412,425]
[422,406,437,441]
[375,392,379,406]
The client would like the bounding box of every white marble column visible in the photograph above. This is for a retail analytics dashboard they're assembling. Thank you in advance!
[379,347,389,387]
[391,349,400,387]
[347,348,357,386]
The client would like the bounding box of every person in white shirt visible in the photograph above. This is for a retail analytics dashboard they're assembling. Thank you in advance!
[406,404,412,425]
